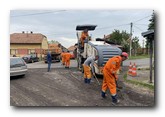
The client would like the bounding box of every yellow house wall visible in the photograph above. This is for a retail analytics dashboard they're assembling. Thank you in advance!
[41,38,48,49]
[10,38,48,60]
[10,44,41,49]
[10,44,42,58]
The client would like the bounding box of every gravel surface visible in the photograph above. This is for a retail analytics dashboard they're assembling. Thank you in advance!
[10,67,154,107]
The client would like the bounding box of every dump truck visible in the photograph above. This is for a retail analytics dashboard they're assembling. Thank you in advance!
[43,49,61,63]
[76,25,122,75]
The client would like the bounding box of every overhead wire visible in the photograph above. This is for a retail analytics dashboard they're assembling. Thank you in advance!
[133,23,148,26]
[11,11,152,37]
[132,15,151,23]
[96,23,130,30]
[11,10,66,17]
[133,25,144,32]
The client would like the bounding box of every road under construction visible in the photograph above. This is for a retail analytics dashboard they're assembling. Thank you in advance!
[10,60,154,106]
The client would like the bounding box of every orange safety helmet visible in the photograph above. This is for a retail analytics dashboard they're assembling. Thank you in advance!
[121,52,128,59]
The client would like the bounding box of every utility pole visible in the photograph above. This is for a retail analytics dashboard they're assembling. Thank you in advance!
[130,22,133,57]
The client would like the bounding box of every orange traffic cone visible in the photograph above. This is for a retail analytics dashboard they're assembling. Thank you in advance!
[128,62,132,75]
[131,63,137,77]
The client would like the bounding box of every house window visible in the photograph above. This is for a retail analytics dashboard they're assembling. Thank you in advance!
[10,49,18,55]
[28,49,35,54]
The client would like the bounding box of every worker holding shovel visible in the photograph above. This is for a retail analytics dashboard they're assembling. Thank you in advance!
[101,52,128,105]
[83,55,99,84]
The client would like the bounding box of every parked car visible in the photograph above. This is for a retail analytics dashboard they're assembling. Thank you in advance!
[10,57,28,77]
[22,54,39,63]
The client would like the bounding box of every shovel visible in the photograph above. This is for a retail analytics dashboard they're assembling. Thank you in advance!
[93,74,101,85]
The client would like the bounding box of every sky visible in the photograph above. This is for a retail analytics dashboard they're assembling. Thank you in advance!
[10,10,153,48]
[1,0,165,116]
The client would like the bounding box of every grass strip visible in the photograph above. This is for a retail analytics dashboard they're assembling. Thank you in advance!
[123,73,154,90]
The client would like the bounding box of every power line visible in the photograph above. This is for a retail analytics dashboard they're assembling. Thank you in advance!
[133,15,151,23]
[96,23,130,30]
[134,25,144,32]
[46,32,74,36]
[11,10,66,17]
[134,23,148,26]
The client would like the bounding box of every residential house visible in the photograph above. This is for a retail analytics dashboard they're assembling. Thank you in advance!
[10,31,48,59]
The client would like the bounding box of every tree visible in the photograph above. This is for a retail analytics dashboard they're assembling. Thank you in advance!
[108,29,122,45]
[48,40,58,44]
[145,12,155,54]
[148,12,155,30]
[132,36,140,56]
[107,29,131,52]
[107,29,141,54]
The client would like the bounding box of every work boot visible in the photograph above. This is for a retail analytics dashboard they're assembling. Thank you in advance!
[111,95,120,105]
[87,79,91,84]
[84,78,87,83]
[101,91,106,98]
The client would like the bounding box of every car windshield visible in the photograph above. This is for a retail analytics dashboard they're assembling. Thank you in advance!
[10,58,25,67]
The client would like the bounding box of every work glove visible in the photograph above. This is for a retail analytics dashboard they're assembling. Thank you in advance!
[93,73,95,76]
[114,74,118,80]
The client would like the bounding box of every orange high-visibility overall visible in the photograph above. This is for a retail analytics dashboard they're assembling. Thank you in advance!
[80,32,88,47]
[83,64,92,79]
[102,56,122,96]
[61,52,65,65]
[65,53,72,67]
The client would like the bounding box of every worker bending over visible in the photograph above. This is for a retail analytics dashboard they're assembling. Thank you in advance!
[101,52,128,105]
[65,51,72,68]
[80,29,89,48]
[83,55,99,84]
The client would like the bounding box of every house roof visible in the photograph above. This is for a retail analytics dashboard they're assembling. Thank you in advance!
[68,46,76,51]
[10,33,47,44]
[104,34,111,39]
[141,30,154,39]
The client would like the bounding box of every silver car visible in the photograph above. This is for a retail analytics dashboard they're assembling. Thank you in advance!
[10,57,28,77]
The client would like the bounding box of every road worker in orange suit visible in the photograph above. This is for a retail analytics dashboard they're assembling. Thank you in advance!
[101,52,128,105]
[83,55,99,84]
[61,51,65,65]
[65,51,72,68]
[80,29,89,48]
